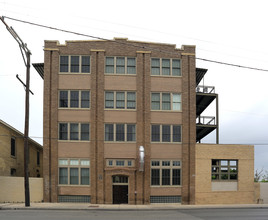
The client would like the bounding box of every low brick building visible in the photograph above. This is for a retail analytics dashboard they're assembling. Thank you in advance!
[0,120,43,177]
[37,38,254,204]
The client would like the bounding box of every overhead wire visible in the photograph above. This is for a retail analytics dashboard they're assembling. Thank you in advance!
[2,16,268,72]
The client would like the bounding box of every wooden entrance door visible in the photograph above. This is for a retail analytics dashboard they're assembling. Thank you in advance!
[113,185,128,204]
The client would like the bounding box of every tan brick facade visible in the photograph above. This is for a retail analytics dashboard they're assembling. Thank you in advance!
[195,144,254,204]
[42,38,254,205]
[0,120,43,178]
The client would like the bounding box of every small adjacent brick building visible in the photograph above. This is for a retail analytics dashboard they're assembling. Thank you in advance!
[0,119,43,177]
[39,38,254,204]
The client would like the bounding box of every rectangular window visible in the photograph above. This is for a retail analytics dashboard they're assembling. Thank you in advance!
[59,123,90,141]
[71,56,80,73]
[105,124,136,142]
[105,57,114,73]
[60,55,90,73]
[105,57,136,74]
[81,168,90,185]
[59,168,68,184]
[162,125,171,142]
[151,93,160,110]
[116,57,125,74]
[151,58,160,75]
[81,124,90,141]
[81,56,90,73]
[59,123,68,140]
[70,91,79,108]
[162,93,171,110]
[127,124,136,141]
[107,159,134,167]
[212,159,238,181]
[11,137,16,157]
[152,125,181,143]
[151,92,181,111]
[127,58,136,74]
[59,90,90,109]
[151,58,181,76]
[105,91,136,109]
[127,92,136,109]
[59,159,90,185]
[105,92,114,108]
[81,91,90,108]
[116,92,125,109]
[151,125,160,142]
[151,160,181,186]
[105,124,114,141]
[60,56,69,72]
[59,91,68,108]
[116,160,125,166]
[116,124,125,141]
[70,123,79,140]
[37,151,40,166]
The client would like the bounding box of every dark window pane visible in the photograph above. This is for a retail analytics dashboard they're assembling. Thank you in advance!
[81,168,90,185]
[127,92,136,109]
[81,124,90,141]
[116,124,125,141]
[173,125,181,142]
[151,58,160,75]
[162,93,171,110]
[59,123,68,140]
[81,56,90,73]
[37,151,40,166]
[81,91,90,108]
[105,92,114,108]
[162,125,170,142]
[60,56,69,72]
[162,169,170,185]
[11,138,16,156]
[127,124,136,141]
[116,57,125,74]
[70,123,79,140]
[116,92,125,109]
[151,125,160,142]
[70,168,79,184]
[71,56,79,73]
[105,124,114,141]
[59,168,68,184]
[151,169,160,185]
[172,169,180,185]
[105,57,114,73]
[59,91,68,108]
[151,93,160,110]
[70,91,79,108]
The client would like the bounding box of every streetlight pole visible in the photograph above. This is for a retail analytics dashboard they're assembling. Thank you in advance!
[1,16,31,207]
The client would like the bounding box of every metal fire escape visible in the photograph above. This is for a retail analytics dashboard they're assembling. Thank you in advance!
[196,68,219,144]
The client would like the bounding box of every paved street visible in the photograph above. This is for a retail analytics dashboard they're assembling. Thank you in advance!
[0,209,268,220]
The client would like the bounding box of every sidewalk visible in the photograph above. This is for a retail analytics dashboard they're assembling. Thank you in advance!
[1,202,268,211]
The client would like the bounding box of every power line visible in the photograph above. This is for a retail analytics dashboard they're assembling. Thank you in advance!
[3,16,268,73]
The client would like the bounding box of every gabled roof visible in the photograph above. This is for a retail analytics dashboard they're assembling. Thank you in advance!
[0,119,43,150]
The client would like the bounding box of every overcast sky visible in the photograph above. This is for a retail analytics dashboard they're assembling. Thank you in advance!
[1,0,268,173]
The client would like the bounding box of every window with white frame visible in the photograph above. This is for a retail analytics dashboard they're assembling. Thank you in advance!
[151,93,181,111]
[105,57,136,74]
[59,90,90,108]
[59,123,90,141]
[151,58,181,76]
[105,124,136,142]
[58,159,90,185]
[60,55,90,73]
[151,160,181,186]
[105,91,136,109]
[212,159,238,181]
[106,159,134,167]
[151,125,181,143]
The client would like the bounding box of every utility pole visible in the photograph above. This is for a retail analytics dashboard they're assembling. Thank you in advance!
[1,16,31,207]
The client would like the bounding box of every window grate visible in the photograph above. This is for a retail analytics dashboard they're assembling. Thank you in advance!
[58,195,91,203]
[150,196,181,203]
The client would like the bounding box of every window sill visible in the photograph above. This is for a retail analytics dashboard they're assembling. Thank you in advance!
[58,108,90,110]
[59,72,91,75]
[58,140,90,143]
[151,75,182,78]
[58,184,90,187]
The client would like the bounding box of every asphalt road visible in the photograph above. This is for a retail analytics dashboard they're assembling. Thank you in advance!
[0,209,268,220]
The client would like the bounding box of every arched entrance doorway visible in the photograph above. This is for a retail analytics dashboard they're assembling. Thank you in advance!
[112,175,128,204]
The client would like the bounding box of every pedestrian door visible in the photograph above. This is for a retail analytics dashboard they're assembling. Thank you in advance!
[112,176,128,204]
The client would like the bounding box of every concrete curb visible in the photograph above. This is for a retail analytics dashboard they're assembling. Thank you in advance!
[1,203,268,211]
